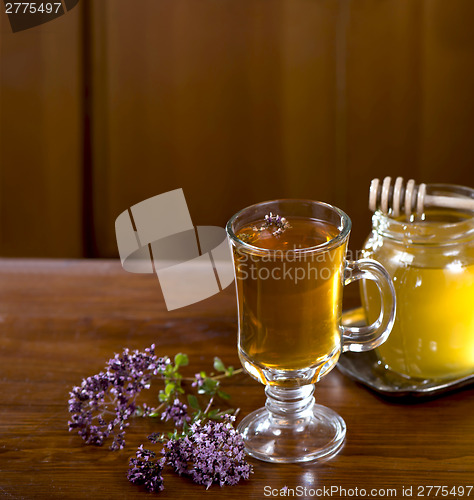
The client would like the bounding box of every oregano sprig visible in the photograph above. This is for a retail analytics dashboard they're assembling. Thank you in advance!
[68,345,252,492]
[67,345,244,451]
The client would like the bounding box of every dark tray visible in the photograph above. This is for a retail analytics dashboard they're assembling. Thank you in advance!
[337,308,474,398]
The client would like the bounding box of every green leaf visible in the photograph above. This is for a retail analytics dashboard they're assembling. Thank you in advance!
[158,391,168,402]
[213,357,226,372]
[192,410,203,422]
[226,366,234,376]
[174,353,189,368]
[187,394,200,410]
[165,382,176,396]
[207,409,219,418]
[198,377,219,395]
[217,389,231,400]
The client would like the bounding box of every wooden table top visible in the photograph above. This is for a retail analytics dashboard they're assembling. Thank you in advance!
[1,259,473,499]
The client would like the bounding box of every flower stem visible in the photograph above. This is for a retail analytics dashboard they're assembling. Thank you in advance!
[203,395,215,416]
[182,368,244,382]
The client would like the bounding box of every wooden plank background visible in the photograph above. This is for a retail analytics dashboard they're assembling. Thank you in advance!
[0,0,83,256]
[1,0,473,257]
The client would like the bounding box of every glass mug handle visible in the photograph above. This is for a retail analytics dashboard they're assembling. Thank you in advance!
[341,258,396,352]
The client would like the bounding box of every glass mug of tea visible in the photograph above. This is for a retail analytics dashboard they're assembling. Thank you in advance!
[226,199,396,463]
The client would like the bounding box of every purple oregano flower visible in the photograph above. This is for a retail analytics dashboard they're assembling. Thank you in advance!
[161,398,191,427]
[127,445,165,493]
[191,373,205,388]
[68,344,168,450]
[163,416,252,489]
[130,416,252,491]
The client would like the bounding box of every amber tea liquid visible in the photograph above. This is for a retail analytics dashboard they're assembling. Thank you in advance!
[234,217,346,385]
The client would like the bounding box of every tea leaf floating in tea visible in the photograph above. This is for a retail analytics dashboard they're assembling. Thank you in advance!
[252,212,291,236]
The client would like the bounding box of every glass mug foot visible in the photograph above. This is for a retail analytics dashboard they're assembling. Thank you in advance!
[237,385,346,463]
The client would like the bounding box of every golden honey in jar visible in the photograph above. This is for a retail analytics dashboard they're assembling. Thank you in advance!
[361,184,474,381]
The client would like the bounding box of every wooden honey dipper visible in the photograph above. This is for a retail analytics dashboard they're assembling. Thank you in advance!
[369,176,474,217]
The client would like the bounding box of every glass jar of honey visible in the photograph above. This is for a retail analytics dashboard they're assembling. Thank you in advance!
[361,184,474,381]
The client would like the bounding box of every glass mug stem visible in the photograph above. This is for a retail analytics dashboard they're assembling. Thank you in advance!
[227,199,396,463]
[237,384,347,463]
